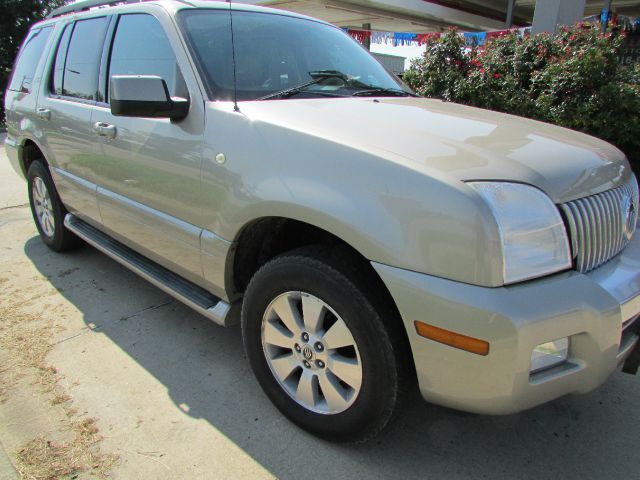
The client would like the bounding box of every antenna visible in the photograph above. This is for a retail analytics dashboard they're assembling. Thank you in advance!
[228,0,240,112]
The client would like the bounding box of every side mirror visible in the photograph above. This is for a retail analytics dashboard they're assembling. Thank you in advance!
[110,75,189,120]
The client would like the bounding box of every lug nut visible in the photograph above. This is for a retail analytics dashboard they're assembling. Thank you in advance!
[301,332,309,342]
[316,360,325,369]
[314,342,324,352]
[303,360,311,368]
[294,344,301,353]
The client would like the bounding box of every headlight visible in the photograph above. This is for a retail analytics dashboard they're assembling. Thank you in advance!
[531,338,569,373]
[469,182,572,284]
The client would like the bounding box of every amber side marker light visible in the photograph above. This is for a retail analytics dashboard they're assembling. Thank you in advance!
[414,321,490,356]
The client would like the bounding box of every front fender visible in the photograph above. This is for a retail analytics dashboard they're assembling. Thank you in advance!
[204,103,503,287]
[237,177,502,286]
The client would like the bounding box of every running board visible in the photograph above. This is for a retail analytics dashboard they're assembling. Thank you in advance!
[64,214,232,327]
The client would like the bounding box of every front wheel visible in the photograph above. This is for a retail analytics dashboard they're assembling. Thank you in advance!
[242,246,408,442]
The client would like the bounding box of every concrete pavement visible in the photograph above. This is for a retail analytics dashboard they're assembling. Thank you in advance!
[1,134,639,479]
[0,443,16,480]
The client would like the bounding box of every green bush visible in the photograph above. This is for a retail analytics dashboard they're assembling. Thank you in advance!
[404,25,640,171]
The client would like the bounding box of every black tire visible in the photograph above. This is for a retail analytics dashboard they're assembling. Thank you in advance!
[27,160,81,252]
[242,245,409,443]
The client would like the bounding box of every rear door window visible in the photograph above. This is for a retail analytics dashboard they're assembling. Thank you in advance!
[8,26,53,93]
[62,17,109,100]
[51,23,73,96]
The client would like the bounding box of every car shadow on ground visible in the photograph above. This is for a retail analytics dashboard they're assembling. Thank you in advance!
[24,235,639,480]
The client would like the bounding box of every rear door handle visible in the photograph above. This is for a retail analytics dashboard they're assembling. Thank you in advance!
[93,122,117,139]
[36,108,51,120]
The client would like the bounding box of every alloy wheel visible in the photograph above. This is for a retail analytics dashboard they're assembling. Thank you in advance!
[32,176,55,238]
[261,291,363,415]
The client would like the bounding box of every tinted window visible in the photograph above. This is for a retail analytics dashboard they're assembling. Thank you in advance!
[8,26,53,93]
[109,14,186,98]
[51,24,72,96]
[179,10,408,101]
[63,17,108,100]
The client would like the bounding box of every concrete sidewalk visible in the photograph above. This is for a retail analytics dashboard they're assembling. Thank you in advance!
[1,135,639,479]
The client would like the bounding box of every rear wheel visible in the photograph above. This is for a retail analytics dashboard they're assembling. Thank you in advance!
[242,246,408,442]
[27,160,81,252]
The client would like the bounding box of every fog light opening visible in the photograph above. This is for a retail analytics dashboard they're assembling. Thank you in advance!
[530,337,569,374]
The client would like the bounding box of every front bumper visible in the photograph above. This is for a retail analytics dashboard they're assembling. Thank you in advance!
[373,229,640,415]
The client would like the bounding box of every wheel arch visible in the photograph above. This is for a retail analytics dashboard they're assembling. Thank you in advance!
[227,215,377,298]
[226,215,417,380]
[19,137,48,177]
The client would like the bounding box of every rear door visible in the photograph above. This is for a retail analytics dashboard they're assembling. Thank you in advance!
[91,11,207,286]
[37,16,111,224]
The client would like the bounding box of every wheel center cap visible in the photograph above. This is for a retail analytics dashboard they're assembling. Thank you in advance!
[302,345,314,361]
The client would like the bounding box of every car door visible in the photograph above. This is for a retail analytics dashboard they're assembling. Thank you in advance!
[92,11,207,286]
[37,16,111,225]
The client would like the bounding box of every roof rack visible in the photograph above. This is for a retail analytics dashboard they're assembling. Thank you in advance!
[47,0,155,19]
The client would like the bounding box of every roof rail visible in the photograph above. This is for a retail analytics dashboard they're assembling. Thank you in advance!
[47,0,155,19]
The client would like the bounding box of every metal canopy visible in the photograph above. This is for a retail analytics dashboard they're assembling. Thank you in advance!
[239,0,510,32]
[240,0,640,32]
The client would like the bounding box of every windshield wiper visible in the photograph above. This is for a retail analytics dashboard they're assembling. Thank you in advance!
[258,70,365,101]
[258,79,338,101]
[351,87,419,98]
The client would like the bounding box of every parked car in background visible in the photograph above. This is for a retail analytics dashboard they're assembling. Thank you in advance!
[4,0,640,442]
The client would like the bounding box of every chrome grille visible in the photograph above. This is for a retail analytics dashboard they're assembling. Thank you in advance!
[561,175,639,273]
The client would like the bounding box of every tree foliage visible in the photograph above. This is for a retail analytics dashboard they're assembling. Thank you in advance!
[1,0,67,124]
[404,24,640,171]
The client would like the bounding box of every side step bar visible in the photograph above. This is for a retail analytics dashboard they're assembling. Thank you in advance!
[64,214,232,327]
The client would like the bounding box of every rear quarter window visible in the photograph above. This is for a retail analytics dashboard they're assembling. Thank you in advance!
[8,26,54,93]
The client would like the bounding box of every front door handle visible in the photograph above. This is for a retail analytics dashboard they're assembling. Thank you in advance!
[36,108,51,120]
[93,122,117,139]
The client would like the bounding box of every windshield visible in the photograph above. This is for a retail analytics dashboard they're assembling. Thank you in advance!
[178,9,412,101]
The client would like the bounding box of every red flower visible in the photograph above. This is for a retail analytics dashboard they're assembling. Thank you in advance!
[569,35,576,41]
[493,73,501,79]
[480,68,485,74]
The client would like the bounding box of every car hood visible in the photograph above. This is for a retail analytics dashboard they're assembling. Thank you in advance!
[239,97,630,203]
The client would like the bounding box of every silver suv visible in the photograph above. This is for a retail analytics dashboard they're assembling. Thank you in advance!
[5,0,640,442]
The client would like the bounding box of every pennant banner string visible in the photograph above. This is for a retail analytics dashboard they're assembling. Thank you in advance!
[346,26,532,47]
